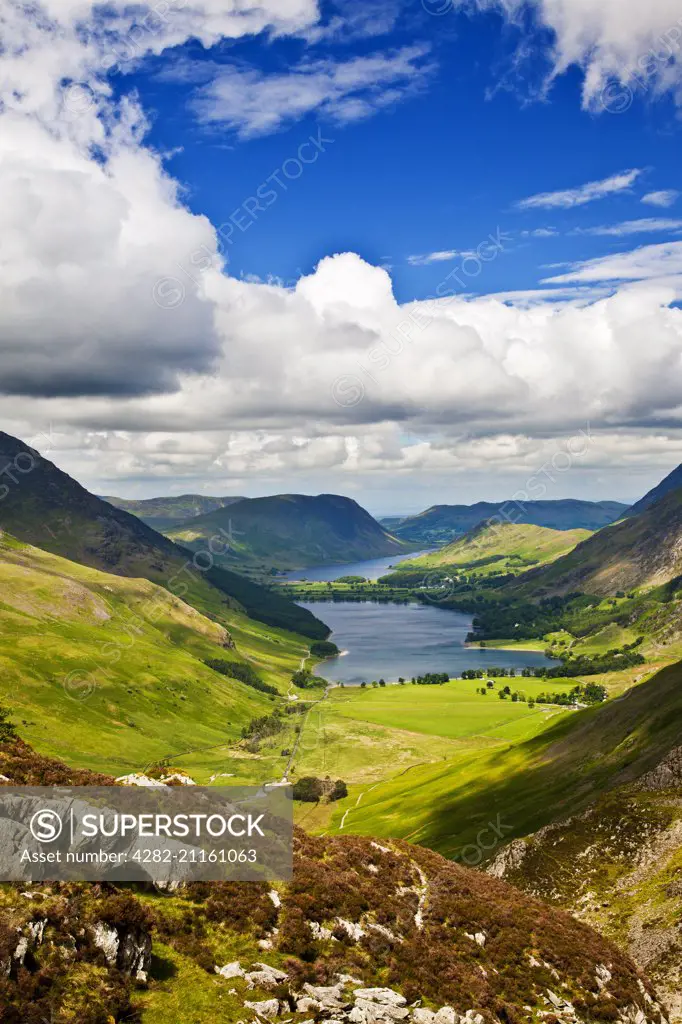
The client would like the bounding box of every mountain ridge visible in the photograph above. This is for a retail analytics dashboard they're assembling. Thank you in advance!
[388,499,628,547]
[102,493,245,533]
[167,492,410,569]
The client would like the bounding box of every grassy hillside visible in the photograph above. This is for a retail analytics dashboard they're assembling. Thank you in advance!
[103,494,244,533]
[331,659,682,858]
[167,493,410,570]
[398,522,592,576]
[0,532,312,774]
[0,432,327,639]
[516,487,682,597]
[392,499,627,546]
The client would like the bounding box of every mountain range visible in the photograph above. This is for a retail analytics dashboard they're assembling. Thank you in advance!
[383,499,628,547]
[102,493,245,533]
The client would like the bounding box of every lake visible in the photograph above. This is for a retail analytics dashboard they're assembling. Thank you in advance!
[298,601,557,685]
[281,551,430,583]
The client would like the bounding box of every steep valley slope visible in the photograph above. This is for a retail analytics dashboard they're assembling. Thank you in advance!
[0,432,327,639]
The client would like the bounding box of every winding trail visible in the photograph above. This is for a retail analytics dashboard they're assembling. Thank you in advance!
[338,759,433,831]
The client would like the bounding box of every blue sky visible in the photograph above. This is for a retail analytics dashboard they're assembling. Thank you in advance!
[2,0,682,512]
[130,1,682,303]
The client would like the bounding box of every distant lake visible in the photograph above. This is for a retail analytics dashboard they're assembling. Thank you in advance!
[281,551,429,583]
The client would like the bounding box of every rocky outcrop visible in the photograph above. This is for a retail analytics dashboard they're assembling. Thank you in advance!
[212,962,665,1024]
[91,918,152,981]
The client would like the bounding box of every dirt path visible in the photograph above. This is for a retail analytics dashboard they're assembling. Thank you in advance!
[338,759,433,831]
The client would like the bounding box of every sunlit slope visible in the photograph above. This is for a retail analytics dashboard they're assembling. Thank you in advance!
[333,659,682,857]
[0,534,307,773]
[399,522,592,575]
[515,487,682,596]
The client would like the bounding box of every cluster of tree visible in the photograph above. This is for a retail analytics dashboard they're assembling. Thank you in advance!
[523,643,645,678]
[204,658,278,696]
[411,672,450,686]
[534,682,607,706]
[291,668,326,689]
[0,705,15,742]
[310,640,340,658]
[291,776,348,803]
[241,702,307,750]
[334,575,368,584]
[472,680,607,707]
[461,667,518,679]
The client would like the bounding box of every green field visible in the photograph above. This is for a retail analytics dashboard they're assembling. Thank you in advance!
[320,659,682,861]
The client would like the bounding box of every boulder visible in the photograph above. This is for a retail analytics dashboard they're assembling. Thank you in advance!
[245,998,281,1019]
[216,961,245,979]
[412,1011,436,1024]
[353,988,407,1007]
[303,982,347,1008]
[434,1007,459,1024]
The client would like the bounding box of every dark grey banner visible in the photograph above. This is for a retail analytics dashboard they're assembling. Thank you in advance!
[0,786,293,882]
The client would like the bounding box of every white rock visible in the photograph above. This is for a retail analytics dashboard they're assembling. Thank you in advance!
[92,922,119,965]
[27,919,46,944]
[303,982,347,1008]
[474,932,486,947]
[269,890,282,908]
[247,971,279,991]
[336,917,365,941]
[596,964,612,991]
[296,997,321,1013]
[309,921,334,940]
[13,936,28,965]
[412,1010,437,1024]
[115,773,165,788]
[354,988,407,1007]
[160,773,196,785]
[0,774,10,782]
[216,961,245,979]
[352,1001,409,1023]
[244,998,281,1018]
[434,1007,458,1024]
[253,963,288,980]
